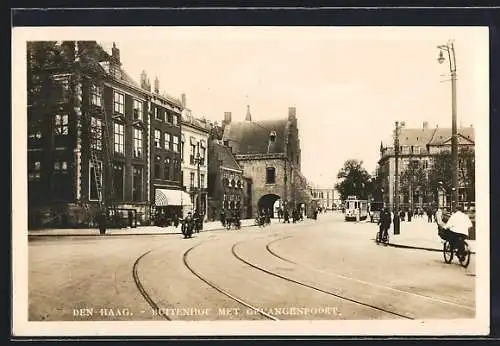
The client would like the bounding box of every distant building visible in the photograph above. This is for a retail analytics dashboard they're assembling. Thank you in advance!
[310,187,336,210]
[378,122,475,210]
[180,94,210,219]
[220,106,314,218]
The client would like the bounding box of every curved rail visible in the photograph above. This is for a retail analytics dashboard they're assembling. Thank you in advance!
[182,243,279,321]
[132,250,172,320]
[265,236,475,313]
[231,240,414,320]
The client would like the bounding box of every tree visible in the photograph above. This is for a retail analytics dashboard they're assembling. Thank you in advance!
[427,146,475,204]
[335,160,372,201]
[400,159,427,209]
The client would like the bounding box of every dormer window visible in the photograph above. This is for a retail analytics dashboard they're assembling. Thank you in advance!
[269,131,277,142]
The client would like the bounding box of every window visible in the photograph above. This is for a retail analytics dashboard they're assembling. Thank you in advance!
[53,160,70,199]
[173,115,178,126]
[114,92,124,114]
[154,129,161,148]
[200,174,205,189]
[114,122,124,154]
[266,167,276,184]
[166,112,173,124]
[173,159,180,181]
[89,160,102,200]
[164,157,171,180]
[190,172,195,188]
[28,161,41,181]
[132,166,143,201]
[113,163,124,201]
[154,155,161,178]
[54,78,70,101]
[133,100,143,121]
[199,147,206,165]
[164,132,172,151]
[90,117,102,150]
[414,146,421,154]
[28,123,42,140]
[190,143,196,164]
[155,107,163,121]
[181,135,185,162]
[133,128,143,158]
[173,135,179,152]
[90,84,102,106]
[54,114,69,135]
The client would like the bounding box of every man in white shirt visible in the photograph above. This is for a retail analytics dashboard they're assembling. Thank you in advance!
[441,205,472,258]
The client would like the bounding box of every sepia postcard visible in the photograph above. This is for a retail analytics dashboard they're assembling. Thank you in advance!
[12,26,490,337]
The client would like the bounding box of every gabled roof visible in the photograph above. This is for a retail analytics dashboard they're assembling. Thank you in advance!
[223,119,288,154]
[213,142,242,171]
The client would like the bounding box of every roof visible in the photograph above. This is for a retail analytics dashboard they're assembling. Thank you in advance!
[213,142,242,171]
[381,126,475,148]
[222,119,288,154]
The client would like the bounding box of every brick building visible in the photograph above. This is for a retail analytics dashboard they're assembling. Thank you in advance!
[207,141,246,220]
[378,122,475,210]
[28,41,152,228]
[220,106,314,218]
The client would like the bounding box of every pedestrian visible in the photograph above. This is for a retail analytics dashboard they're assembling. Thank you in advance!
[98,210,106,235]
[284,208,290,223]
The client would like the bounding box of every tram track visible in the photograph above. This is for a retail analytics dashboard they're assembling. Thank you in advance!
[231,238,414,320]
[264,235,475,313]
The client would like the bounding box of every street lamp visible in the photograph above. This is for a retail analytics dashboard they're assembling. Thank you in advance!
[194,152,203,218]
[393,120,405,235]
[437,40,458,212]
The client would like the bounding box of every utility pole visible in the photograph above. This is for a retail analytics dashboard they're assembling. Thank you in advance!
[438,40,458,211]
[393,121,404,235]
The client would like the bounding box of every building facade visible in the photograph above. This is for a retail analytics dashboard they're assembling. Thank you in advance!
[27,41,187,228]
[310,187,336,210]
[378,122,475,210]
[220,106,314,218]
[207,141,246,220]
[144,74,188,225]
[180,94,210,220]
[28,41,152,228]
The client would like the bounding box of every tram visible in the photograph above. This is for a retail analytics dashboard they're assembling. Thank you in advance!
[344,196,368,221]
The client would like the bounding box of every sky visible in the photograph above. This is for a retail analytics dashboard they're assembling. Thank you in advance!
[28,27,491,187]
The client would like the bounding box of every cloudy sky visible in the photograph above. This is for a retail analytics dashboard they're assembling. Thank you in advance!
[21,26,489,187]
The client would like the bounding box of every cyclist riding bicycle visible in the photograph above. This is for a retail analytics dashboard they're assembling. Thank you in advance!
[437,205,472,259]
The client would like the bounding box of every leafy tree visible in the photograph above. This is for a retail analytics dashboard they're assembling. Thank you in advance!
[335,160,372,201]
[400,159,428,209]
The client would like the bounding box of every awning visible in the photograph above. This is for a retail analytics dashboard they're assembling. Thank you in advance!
[155,189,192,207]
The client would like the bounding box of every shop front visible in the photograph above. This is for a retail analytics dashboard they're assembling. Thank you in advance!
[153,188,193,226]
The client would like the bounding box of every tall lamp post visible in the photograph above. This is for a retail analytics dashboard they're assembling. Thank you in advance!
[437,40,458,212]
[393,120,405,235]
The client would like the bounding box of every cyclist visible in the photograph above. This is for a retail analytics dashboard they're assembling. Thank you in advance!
[438,205,472,259]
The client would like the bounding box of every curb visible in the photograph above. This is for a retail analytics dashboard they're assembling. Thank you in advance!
[28,224,257,238]
[387,242,476,255]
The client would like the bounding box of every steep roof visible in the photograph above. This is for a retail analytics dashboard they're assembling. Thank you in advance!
[381,126,475,148]
[223,119,288,154]
[213,142,242,171]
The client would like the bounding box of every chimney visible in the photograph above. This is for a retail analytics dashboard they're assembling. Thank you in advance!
[181,93,187,108]
[423,121,429,129]
[146,77,151,92]
[154,76,160,94]
[245,105,252,121]
[288,107,296,120]
[111,42,121,64]
[140,70,148,90]
[223,112,232,125]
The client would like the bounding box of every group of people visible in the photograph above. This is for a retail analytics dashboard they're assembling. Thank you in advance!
[220,209,241,229]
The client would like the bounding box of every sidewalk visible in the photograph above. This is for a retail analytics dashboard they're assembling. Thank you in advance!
[386,216,476,254]
[28,219,256,237]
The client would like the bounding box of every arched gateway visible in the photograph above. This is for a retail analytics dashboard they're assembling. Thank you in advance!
[257,194,281,218]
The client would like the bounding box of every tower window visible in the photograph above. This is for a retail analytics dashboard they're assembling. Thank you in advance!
[266,167,276,184]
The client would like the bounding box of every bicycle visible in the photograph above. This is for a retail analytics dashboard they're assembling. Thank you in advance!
[443,237,471,268]
[375,227,389,245]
